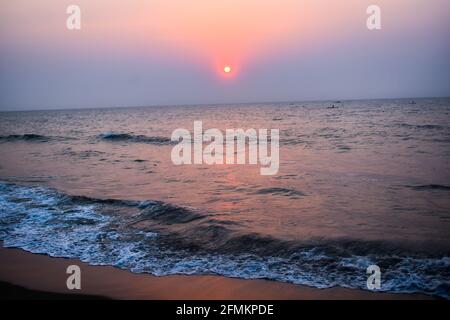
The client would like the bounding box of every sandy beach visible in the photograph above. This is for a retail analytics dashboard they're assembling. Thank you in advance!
[0,246,432,300]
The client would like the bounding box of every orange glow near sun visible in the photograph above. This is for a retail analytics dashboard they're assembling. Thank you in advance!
[144,0,307,77]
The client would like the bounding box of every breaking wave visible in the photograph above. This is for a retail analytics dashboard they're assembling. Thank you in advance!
[99,133,173,145]
[0,182,448,299]
[0,134,51,142]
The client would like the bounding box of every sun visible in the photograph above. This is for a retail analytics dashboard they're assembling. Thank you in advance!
[223,66,232,73]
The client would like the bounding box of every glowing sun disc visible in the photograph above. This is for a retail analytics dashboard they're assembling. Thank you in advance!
[223,66,232,73]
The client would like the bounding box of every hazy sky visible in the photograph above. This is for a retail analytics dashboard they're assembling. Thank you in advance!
[1,0,449,110]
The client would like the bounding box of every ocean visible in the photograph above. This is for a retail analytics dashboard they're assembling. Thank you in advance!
[0,98,449,298]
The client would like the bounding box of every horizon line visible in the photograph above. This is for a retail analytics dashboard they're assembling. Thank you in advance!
[1,95,449,113]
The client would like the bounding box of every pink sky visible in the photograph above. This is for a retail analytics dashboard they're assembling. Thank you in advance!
[0,0,449,109]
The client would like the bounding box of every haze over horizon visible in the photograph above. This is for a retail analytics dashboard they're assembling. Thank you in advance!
[1,0,449,111]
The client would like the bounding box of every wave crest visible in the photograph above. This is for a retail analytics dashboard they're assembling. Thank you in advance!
[0,182,448,299]
[99,133,173,145]
[0,134,50,142]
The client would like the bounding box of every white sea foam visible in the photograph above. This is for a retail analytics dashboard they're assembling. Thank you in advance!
[0,182,448,298]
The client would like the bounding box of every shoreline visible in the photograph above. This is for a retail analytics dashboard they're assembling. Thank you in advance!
[0,246,433,300]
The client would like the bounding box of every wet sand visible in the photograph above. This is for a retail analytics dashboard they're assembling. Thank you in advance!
[0,281,108,300]
[0,246,432,300]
